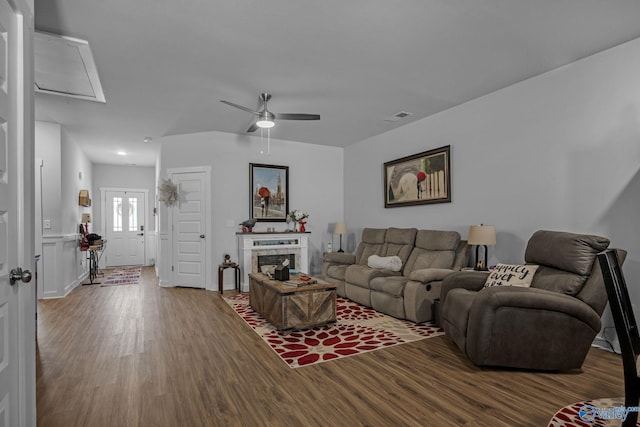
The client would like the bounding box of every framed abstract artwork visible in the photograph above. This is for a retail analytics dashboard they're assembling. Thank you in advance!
[249,163,289,221]
[384,145,451,208]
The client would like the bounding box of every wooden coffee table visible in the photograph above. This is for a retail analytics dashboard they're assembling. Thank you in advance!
[248,273,337,330]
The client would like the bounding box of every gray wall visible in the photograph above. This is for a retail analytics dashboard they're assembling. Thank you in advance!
[159,131,344,276]
[344,37,640,305]
[35,121,93,238]
[35,122,62,236]
[35,121,93,298]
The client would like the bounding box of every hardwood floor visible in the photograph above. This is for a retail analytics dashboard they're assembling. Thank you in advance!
[36,266,625,426]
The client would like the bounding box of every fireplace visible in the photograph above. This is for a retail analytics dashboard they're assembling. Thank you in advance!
[237,232,309,291]
[257,253,296,271]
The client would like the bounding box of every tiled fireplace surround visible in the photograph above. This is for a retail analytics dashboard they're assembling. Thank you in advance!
[237,232,310,292]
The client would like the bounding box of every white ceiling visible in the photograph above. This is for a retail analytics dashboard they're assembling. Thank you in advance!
[34,0,640,167]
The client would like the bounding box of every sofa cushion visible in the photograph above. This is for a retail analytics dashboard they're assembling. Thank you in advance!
[524,230,609,276]
[415,230,461,251]
[355,228,386,265]
[483,264,539,288]
[386,227,418,245]
[380,228,417,266]
[402,230,461,275]
[370,276,409,297]
[367,255,402,272]
[345,264,402,288]
[404,248,456,274]
[362,227,387,244]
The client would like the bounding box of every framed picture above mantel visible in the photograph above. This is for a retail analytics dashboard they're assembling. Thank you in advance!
[384,145,451,208]
[249,163,289,222]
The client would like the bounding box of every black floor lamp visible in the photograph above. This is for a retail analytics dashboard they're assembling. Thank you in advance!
[334,222,347,253]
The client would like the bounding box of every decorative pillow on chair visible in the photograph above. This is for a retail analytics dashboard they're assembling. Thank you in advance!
[483,264,539,288]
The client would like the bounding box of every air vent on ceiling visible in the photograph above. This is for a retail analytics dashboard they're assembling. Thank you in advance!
[384,111,413,122]
[34,31,106,103]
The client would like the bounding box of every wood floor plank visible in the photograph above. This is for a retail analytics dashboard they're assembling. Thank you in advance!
[36,266,626,426]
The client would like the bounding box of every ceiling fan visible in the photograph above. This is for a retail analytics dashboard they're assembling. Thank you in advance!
[220,93,320,133]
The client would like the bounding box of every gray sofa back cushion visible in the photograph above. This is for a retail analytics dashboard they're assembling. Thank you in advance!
[403,230,461,274]
[381,228,417,267]
[525,230,610,296]
[416,230,461,251]
[355,228,387,265]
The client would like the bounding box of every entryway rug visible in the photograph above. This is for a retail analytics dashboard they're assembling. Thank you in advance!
[100,267,141,286]
[548,397,637,426]
[224,294,444,368]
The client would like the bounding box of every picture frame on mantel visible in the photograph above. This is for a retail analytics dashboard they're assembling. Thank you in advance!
[384,145,451,208]
[249,163,289,222]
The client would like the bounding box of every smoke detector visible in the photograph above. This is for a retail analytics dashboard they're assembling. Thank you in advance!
[384,111,413,122]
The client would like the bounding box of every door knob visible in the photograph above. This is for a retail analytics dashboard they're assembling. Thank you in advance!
[137,233,144,236]
[10,268,32,285]
[200,234,205,238]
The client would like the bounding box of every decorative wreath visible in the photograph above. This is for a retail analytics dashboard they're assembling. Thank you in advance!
[158,178,178,207]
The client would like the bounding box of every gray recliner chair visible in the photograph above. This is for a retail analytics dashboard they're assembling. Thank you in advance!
[440,229,625,371]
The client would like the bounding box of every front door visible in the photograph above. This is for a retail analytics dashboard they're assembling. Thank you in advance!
[105,190,146,267]
[171,171,206,288]
[0,0,35,424]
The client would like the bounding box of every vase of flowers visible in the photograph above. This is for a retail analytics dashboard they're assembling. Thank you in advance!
[288,210,309,232]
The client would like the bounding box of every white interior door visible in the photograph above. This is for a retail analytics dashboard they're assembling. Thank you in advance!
[0,0,35,424]
[172,171,206,288]
[105,190,145,267]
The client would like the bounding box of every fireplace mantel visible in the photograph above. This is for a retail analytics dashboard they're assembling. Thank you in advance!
[237,232,310,292]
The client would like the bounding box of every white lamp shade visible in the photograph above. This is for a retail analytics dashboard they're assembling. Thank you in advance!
[334,222,347,235]
[468,225,496,245]
[81,213,91,223]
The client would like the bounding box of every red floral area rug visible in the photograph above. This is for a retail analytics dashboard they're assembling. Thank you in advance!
[223,294,444,368]
[548,397,637,426]
[100,267,141,286]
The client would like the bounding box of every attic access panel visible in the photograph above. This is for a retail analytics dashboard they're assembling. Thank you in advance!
[34,31,106,103]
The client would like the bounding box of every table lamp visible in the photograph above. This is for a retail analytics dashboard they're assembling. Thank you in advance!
[468,224,496,271]
[334,222,347,253]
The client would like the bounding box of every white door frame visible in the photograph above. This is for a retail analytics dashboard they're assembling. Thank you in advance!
[5,0,35,424]
[167,166,212,290]
[100,187,149,266]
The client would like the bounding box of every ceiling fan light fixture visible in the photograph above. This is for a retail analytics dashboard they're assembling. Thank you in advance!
[256,119,275,129]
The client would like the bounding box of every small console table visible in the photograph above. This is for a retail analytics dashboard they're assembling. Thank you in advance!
[86,241,106,285]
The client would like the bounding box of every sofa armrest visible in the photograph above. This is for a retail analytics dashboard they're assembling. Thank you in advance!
[440,271,489,308]
[470,286,601,330]
[409,268,455,283]
[323,252,356,265]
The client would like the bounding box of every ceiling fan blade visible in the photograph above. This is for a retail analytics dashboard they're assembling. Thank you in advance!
[220,100,260,115]
[275,113,320,120]
[247,122,258,133]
